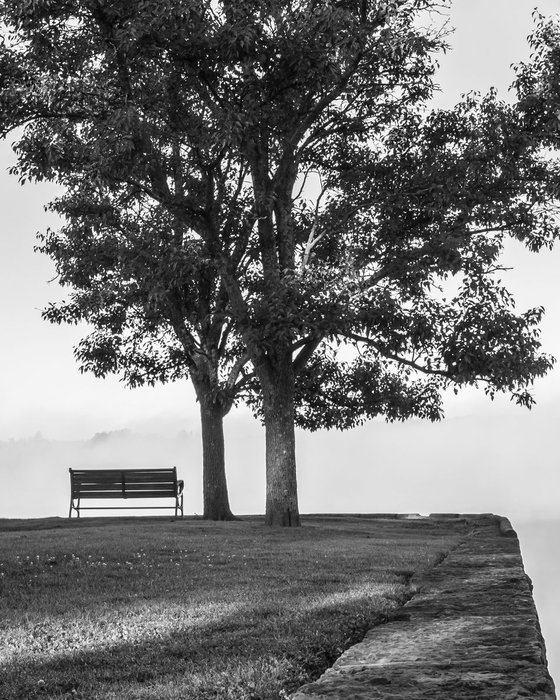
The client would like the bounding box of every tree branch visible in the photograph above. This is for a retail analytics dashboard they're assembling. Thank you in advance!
[344,331,451,378]
[225,352,250,390]
[293,336,323,376]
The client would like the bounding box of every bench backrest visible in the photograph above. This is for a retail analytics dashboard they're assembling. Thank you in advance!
[69,468,178,499]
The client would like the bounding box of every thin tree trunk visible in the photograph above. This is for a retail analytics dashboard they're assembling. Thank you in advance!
[261,349,301,527]
[199,399,236,521]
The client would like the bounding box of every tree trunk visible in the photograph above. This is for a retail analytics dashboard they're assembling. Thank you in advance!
[261,349,301,527]
[199,400,236,521]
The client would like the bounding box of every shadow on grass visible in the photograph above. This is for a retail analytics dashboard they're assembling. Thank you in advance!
[0,582,412,700]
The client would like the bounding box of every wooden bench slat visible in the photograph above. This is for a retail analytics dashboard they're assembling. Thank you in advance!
[76,490,177,499]
[72,485,176,493]
[71,469,176,476]
[124,475,178,484]
[71,474,177,483]
[75,484,178,492]
[73,484,177,492]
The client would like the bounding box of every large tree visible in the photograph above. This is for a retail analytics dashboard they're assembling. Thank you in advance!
[0,0,262,521]
[1,1,559,526]
[37,174,249,521]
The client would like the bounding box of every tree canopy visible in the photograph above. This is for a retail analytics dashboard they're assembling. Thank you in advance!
[1,1,559,525]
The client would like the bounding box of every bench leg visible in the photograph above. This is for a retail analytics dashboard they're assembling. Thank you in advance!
[69,498,80,518]
[176,493,184,518]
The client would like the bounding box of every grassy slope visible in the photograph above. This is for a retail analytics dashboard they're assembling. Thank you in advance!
[0,516,466,700]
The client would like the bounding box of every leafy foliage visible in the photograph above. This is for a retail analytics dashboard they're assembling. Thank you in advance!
[0,0,461,419]
[515,12,560,149]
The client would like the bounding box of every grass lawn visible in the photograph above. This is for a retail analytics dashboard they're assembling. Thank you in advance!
[0,515,467,699]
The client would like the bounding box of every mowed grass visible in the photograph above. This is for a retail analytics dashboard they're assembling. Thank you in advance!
[0,515,467,699]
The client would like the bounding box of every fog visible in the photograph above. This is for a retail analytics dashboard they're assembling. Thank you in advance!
[517,521,560,687]
[2,403,560,521]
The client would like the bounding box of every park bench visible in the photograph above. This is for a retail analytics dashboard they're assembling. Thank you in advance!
[68,467,184,518]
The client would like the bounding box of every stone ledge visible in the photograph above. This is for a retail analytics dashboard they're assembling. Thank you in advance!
[291,515,556,700]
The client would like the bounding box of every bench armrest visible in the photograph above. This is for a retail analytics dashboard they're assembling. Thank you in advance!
[177,480,184,495]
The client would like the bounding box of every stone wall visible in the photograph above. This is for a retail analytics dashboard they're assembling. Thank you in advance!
[292,515,556,699]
